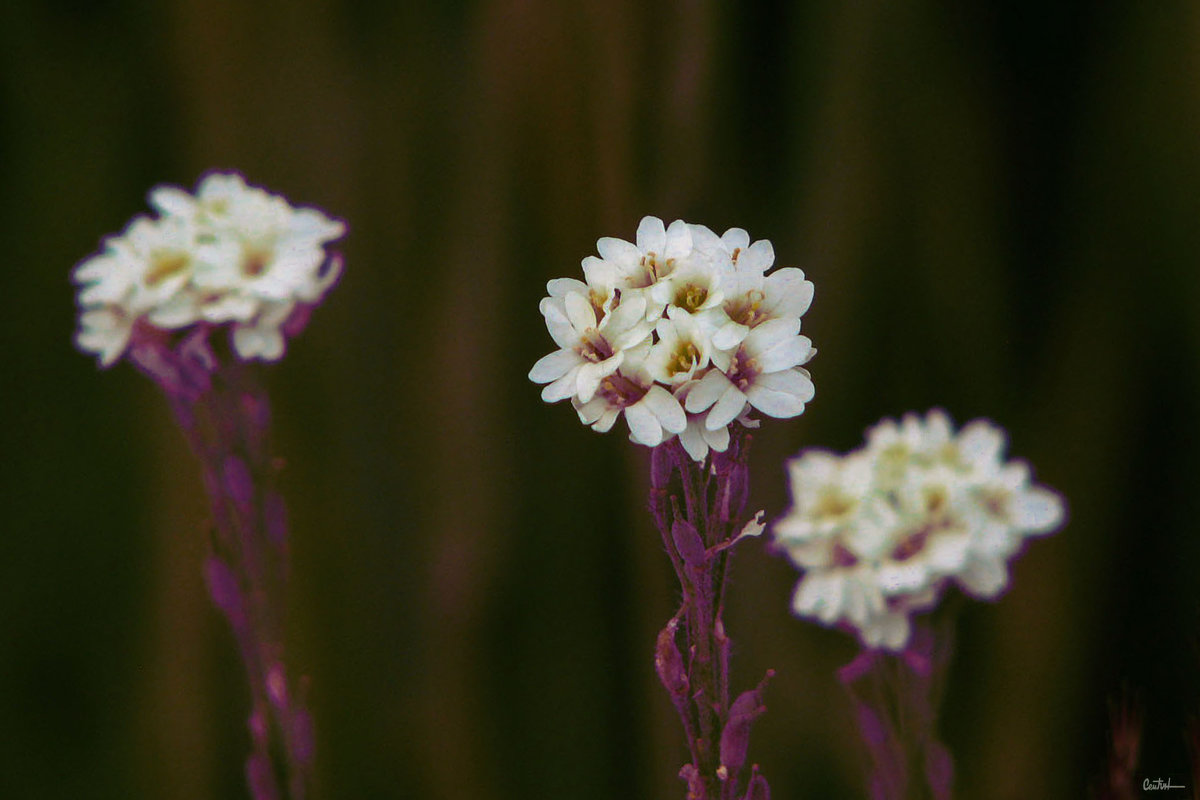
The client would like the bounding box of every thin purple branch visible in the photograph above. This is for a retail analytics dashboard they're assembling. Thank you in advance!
[130,327,313,800]
[650,428,772,799]
[839,620,955,800]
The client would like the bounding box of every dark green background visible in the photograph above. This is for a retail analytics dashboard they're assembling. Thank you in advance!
[3,0,1197,797]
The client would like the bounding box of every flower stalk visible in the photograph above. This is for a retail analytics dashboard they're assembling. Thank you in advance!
[650,426,773,800]
[131,325,313,800]
[837,620,954,800]
[74,173,343,800]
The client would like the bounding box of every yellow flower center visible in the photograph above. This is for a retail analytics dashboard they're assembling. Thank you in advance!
[145,251,190,287]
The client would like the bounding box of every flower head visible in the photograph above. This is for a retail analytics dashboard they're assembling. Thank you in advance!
[531,216,815,457]
[73,171,345,366]
[774,410,1065,650]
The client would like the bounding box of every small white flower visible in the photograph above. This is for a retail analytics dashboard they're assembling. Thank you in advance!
[529,291,654,403]
[532,216,816,455]
[775,450,874,544]
[673,380,733,462]
[231,300,296,362]
[775,409,1066,651]
[688,225,776,274]
[685,319,815,429]
[75,305,137,368]
[712,266,814,351]
[572,351,687,447]
[73,172,344,367]
[645,307,713,387]
[647,253,726,321]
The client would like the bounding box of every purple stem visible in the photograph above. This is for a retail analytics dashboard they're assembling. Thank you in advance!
[650,428,772,800]
[838,621,955,800]
[131,325,313,800]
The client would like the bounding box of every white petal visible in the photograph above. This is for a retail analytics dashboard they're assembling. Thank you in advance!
[756,334,814,373]
[573,396,608,424]
[541,370,580,403]
[663,219,693,259]
[702,421,730,453]
[744,382,806,419]
[711,321,748,351]
[595,236,640,264]
[957,556,1008,598]
[763,268,813,317]
[604,293,648,337]
[878,612,912,651]
[146,292,199,328]
[233,323,285,361]
[576,354,622,403]
[593,407,620,433]
[201,292,259,323]
[721,228,750,253]
[529,348,584,383]
[739,239,774,272]
[926,533,971,571]
[756,369,815,401]
[635,216,667,254]
[624,402,664,446]
[564,291,596,333]
[744,317,801,354]
[642,386,686,433]
[678,424,708,462]
[845,581,869,626]
[738,510,766,539]
[706,384,748,431]
[878,562,928,594]
[685,369,731,413]
[1013,488,1065,533]
[540,300,576,350]
[148,186,196,218]
[290,208,345,242]
[793,574,838,621]
[688,223,722,252]
[547,277,589,299]
[958,420,1005,470]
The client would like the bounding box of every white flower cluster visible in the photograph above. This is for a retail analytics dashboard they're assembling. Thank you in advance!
[529,216,816,460]
[774,410,1065,651]
[73,172,345,366]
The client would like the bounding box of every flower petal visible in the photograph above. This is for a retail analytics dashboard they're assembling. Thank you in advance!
[1013,488,1065,533]
[642,385,686,434]
[706,384,748,430]
[756,334,814,373]
[957,556,1008,598]
[595,236,640,264]
[685,369,731,413]
[529,348,584,383]
[564,290,596,332]
[625,402,664,447]
[636,216,667,254]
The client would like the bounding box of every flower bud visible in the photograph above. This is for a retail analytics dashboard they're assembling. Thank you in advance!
[223,455,254,513]
[245,752,280,800]
[672,518,706,568]
[291,707,315,766]
[925,740,954,800]
[264,492,289,550]
[651,442,676,490]
[720,672,772,779]
[655,623,689,699]
[204,556,245,629]
[678,763,706,800]
[742,766,770,800]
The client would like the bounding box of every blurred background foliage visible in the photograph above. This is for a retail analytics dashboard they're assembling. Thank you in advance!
[2,0,1199,797]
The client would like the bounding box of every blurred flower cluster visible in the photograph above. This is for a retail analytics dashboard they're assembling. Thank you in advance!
[774,410,1065,650]
[73,172,345,366]
[529,215,816,460]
